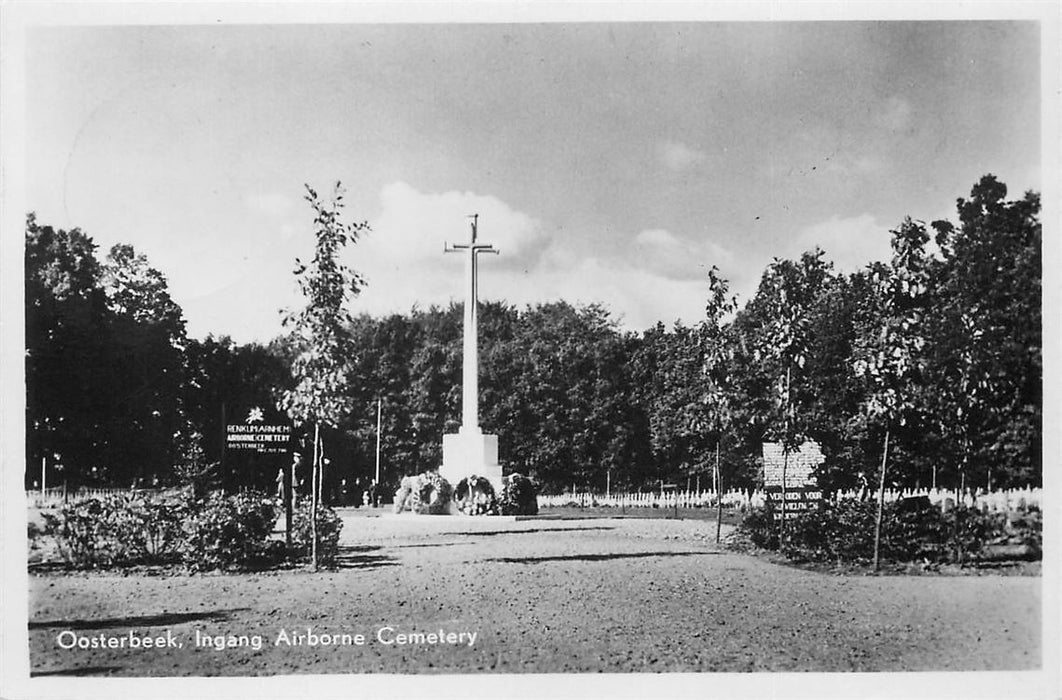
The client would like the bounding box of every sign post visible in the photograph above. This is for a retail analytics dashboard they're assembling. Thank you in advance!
[762,441,824,521]
[223,406,293,552]
[286,452,296,556]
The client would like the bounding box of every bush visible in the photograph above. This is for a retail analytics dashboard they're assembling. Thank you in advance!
[41,498,110,568]
[41,493,189,568]
[1002,506,1042,548]
[782,499,878,562]
[109,493,187,565]
[499,473,538,516]
[454,476,498,515]
[289,498,343,567]
[410,471,453,515]
[738,497,1040,565]
[736,504,779,551]
[183,491,279,571]
[881,497,950,562]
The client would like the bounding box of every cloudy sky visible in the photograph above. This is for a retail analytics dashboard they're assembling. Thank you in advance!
[22,15,1042,343]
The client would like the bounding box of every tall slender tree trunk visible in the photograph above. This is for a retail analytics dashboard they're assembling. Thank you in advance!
[311,423,320,571]
[715,441,723,544]
[285,456,293,561]
[955,434,968,566]
[872,427,891,572]
[779,363,791,534]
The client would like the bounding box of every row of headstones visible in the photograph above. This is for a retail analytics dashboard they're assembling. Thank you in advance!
[538,490,763,510]
[27,485,165,508]
[538,487,1043,513]
[836,486,1043,513]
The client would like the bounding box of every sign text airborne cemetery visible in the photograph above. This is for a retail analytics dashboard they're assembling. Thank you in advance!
[761,441,825,520]
[226,407,291,454]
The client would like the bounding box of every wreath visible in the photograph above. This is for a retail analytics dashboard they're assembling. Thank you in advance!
[409,471,453,515]
[454,476,498,516]
[392,476,415,514]
[499,473,539,516]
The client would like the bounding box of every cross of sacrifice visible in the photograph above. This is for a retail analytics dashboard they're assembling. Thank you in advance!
[444,214,499,433]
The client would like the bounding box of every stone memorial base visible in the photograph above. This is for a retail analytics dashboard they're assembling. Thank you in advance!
[441,427,503,494]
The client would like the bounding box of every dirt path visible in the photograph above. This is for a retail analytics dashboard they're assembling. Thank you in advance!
[28,512,1041,676]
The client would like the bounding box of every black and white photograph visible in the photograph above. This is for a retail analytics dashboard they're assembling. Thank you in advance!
[1,3,1057,699]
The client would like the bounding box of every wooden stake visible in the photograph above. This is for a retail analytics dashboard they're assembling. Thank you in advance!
[872,427,890,572]
[311,423,320,571]
[715,441,723,544]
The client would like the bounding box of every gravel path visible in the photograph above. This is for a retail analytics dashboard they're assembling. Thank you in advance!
[28,512,1041,676]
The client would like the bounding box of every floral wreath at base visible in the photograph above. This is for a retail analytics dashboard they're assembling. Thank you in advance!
[392,476,415,514]
[499,472,539,516]
[454,476,498,516]
[409,470,453,515]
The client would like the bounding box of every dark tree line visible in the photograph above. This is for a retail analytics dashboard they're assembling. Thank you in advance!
[25,175,1041,499]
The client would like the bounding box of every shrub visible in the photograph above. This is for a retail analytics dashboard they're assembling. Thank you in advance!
[939,506,1002,562]
[1002,506,1042,548]
[39,493,188,567]
[880,497,949,562]
[780,499,878,562]
[736,503,779,551]
[499,473,538,516]
[739,497,1040,565]
[108,493,187,565]
[410,471,453,514]
[41,498,109,568]
[289,498,344,567]
[183,491,279,571]
[454,476,498,515]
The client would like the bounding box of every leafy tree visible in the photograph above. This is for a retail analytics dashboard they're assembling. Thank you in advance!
[851,218,931,569]
[99,243,188,485]
[25,214,112,487]
[182,335,293,491]
[26,217,195,490]
[344,312,426,494]
[488,302,637,492]
[406,304,463,471]
[280,183,367,568]
[926,175,1041,491]
[796,273,869,491]
[746,249,835,520]
[701,266,739,541]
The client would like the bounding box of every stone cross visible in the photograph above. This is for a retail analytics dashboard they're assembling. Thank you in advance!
[444,214,498,432]
[440,215,503,496]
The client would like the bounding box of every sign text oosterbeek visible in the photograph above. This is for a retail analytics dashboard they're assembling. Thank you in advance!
[225,424,291,453]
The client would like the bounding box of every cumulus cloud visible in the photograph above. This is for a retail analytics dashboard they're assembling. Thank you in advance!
[370,181,544,260]
[658,140,707,171]
[792,213,892,273]
[350,181,547,316]
[633,228,732,281]
[340,181,737,332]
[536,257,708,329]
[332,181,750,332]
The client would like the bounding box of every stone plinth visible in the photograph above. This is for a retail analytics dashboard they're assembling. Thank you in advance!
[442,427,503,494]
